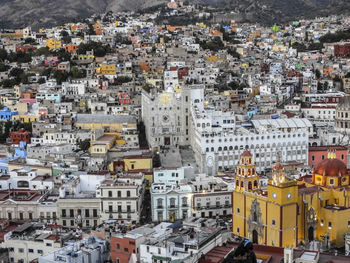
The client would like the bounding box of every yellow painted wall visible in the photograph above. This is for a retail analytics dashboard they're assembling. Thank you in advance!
[124,158,152,171]
[46,38,62,50]
[12,115,39,123]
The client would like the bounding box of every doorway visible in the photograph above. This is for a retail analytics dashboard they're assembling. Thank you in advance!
[308,226,314,242]
[252,230,258,244]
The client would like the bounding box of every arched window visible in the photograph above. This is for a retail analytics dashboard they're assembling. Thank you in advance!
[157,199,163,208]
[254,180,258,187]
[248,182,252,190]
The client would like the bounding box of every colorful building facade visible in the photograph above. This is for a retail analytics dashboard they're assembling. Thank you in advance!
[232,150,350,248]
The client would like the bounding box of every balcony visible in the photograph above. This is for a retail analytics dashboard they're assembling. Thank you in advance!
[105,209,136,214]
[194,204,231,210]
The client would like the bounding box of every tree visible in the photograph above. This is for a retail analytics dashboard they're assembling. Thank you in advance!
[71,66,85,78]
[40,67,52,77]
[34,47,50,56]
[315,69,321,79]
[38,78,46,84]
[24,38,37,44]
[53,70,69,84]
[78,139,90,151]
[0,63,9,72]
[52,49,71,62]
[9,67,24,79]
[0,49,8,61]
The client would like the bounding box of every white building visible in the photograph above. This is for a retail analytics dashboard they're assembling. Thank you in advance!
[97,173,145,223]
[189,86,311,174]
[38,236,108,263]
[142,86,195,149]
[151,183,192,222]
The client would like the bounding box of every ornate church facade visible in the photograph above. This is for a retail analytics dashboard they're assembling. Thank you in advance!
[232,150,350,248]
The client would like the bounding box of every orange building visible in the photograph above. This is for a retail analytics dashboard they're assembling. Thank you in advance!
[65,44,79,54]
[110,235,137,263]
[309,145,348,168]
[93,23,103,35]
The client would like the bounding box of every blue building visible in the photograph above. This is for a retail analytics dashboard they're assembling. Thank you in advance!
[0,107,18,121]
[14,141,27,158]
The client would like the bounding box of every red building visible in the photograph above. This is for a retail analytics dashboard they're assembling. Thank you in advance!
[308,145,348,168]
[334,43,350,58]
[16,44,37,53]
[8,129,31,145]
[110,235,137,263]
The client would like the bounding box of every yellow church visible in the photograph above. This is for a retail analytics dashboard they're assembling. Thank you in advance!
[232,150,350,248]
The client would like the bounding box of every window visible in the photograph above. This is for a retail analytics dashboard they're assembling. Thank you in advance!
[46,243,52,247]
[237,208,240,214]
[348,221,350,227]
[18,248,24,253]
[330,179,334,185]
[328,222,332,229]
[272,219,276,225]
[118,191,121,197]
[37,249,43,254]
[311,155,315,161]
[237,227,240,233]
[63,220,66,226]
[127,191,130,197]
[124,247,128,252]
[69,209,74,217]
[93,209,98,217]
[116,243,120,250]
[28,249,34,253]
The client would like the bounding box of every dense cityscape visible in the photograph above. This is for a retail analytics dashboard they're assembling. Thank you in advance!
[0,0,349,262]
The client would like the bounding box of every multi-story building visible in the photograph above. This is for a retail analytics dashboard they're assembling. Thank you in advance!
[97,173,145,223]
[142,85,196,149]
[139,219,223,263]
[39,236,109,263]
[5,223,62,263]
[151,183,192,222]
[8,129,31,145]
[191,175,233,218]
[56,173,106,229]
[189,86,311,174]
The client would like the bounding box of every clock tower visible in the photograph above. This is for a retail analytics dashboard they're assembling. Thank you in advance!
[267,158,298,247]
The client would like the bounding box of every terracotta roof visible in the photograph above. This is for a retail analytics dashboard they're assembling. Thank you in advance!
[241,150,252,157]
[313,158,348,177]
